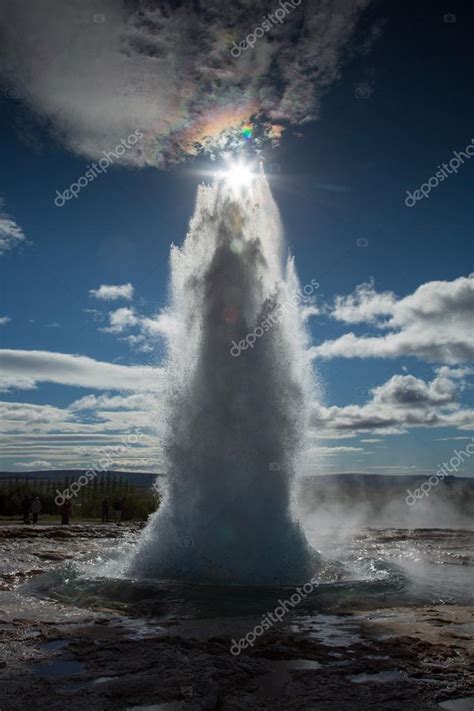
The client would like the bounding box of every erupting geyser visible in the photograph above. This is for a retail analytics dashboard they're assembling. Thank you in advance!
[126,165,319,584]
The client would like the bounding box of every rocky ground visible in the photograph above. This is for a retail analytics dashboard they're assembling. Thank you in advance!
[0,524,473,710]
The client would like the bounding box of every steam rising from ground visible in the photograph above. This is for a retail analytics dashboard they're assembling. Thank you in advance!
[298,474,474,547]
[126,170,318,583]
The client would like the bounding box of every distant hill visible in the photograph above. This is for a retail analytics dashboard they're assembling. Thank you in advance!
[1,470,472,493]
[0,470,160,488]
[300,472,474,490]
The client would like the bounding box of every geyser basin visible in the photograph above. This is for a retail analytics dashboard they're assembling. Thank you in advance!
[125,170,320,584]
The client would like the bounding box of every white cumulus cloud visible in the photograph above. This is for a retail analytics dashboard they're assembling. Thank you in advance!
[0,349,162,391]
[89,283,134,301]
[310,370,474,437]
[0,200,26,255]
[312,276,474,364]
[16,459,53,469]
[102,307,139,334]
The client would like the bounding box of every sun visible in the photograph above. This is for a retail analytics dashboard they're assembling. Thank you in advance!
[223,161,255,190]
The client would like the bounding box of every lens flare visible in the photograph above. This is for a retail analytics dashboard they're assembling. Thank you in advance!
[224,162,255,190]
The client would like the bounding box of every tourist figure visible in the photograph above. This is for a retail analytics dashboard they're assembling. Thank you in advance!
[31,496,41,524]
[102,498,110,523]
[61,498,72,525]
[120,500,127,522]
[21,495,31,524]
[113,498,122,523]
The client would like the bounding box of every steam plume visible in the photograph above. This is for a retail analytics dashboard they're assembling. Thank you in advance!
[127,170,318,583]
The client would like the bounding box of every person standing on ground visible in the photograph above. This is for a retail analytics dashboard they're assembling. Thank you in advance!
[113,498,122,523]
[61,498,72,525]
[31,496,41,524]
[21,495,31,524]
[102,498,110,523]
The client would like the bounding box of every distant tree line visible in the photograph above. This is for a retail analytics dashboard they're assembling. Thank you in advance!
[0,473,159,521]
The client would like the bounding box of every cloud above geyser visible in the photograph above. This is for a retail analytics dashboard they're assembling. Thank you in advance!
[312,276,474,364]
[0,0,374,166]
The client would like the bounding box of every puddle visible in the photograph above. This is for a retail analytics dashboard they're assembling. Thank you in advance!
[349,670,408,684]
[290,614,362,647]
[257,659,322,699]
[30,659,85,678]
[61,682,89,692]
[282,659,321,671]
[113,616,166,640]
[328,660,351,667]
[439,698,474,710]
[40,639,69,652]
[61,676,116,693]
[24,628,42,639]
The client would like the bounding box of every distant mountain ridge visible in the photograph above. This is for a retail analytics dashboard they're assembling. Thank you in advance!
[0,470,160,488]
[1,470,472,489]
